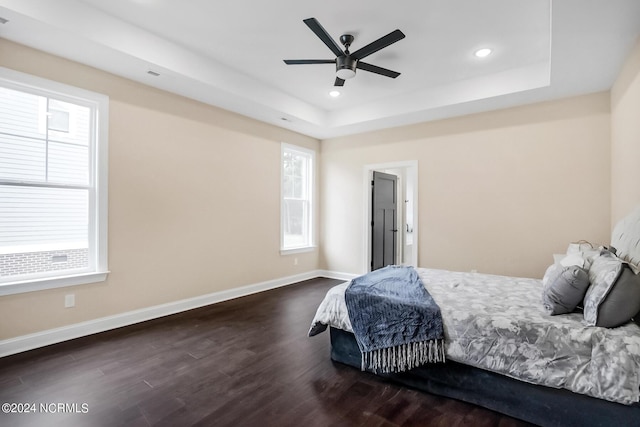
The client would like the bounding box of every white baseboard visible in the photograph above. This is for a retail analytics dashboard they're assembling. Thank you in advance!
[0,269,353,358]
[316,270,359,281]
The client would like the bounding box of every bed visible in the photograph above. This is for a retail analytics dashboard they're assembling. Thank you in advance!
[309,206,640,426]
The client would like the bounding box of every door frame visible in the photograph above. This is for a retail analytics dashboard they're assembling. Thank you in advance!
[362,160,419,273]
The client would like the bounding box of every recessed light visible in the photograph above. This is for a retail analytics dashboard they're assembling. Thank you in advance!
[329,90,341,98]
[475,48,492,58]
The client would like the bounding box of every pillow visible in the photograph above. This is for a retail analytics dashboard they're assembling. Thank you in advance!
[611,204,640,271]
[560,251,599,269]
[541,263,590,315]
[566,240,594,255]
[593,265,640,328]
[557,241,600,269]
[583,251,638,327]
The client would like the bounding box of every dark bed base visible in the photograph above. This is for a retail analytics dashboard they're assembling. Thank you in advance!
[329,327,640,427]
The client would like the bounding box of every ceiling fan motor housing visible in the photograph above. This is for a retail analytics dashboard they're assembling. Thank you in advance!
[336,56,357,79]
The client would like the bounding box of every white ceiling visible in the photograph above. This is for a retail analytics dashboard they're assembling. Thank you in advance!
[0,0,639,139]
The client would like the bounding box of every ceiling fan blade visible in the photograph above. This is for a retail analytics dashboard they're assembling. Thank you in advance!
[356,62,401,78]
[284,59,336,65]
[303,18,344,57]
[351,29,405,60]
[334,77,345,87]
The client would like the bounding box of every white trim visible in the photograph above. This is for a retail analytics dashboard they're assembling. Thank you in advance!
[0,269,360,358]
[94,92,109,276]
[0,271,109,296]
[280,246,316,255]
[316,270,359,281]
[363,160,419,272]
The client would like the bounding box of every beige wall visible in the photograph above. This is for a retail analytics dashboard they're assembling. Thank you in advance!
[320,93,612,279]
[611,37,640,225]
[0,39,320,340]
[3,34,637,342]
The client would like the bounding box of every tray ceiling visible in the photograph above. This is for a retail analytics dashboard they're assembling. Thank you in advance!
[0,0,639,138]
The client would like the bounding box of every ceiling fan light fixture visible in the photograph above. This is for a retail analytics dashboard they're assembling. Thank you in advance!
[336,68,356,79]
[475,48,492,58]
[336,56,357,79]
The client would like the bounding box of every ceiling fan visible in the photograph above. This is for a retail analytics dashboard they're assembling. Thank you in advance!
[283,18,405,87]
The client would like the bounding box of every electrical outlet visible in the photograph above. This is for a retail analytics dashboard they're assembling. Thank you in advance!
[64,294,75,308]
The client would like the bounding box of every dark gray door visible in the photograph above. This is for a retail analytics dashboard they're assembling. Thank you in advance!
[371,171,397,270]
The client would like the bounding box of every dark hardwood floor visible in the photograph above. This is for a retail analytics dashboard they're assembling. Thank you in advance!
[0,278,534,427]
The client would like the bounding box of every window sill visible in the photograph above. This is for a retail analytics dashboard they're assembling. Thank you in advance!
[280,246,316,256]
[0,271,109,296]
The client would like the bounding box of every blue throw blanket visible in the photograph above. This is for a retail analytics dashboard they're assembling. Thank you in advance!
[345,265,445,373]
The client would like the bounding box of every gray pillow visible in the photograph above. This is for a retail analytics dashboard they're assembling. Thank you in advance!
[584,251,625,326]
[541,263,590,315]
[593,265,640,328]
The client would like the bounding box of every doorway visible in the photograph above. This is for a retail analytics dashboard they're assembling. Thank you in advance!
[371,171,397,270]
[363,161,418,273]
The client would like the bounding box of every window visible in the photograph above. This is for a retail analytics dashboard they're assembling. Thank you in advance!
[281,144,314,252]
[0,67,108,295]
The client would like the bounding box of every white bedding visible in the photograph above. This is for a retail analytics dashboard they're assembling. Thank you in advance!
[310,268,640,405]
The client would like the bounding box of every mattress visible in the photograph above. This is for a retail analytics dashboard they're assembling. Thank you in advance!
[310,268,640,405]
[329,326,640,427]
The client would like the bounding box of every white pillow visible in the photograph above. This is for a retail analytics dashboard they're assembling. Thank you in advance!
[559,249,600,269]
[611,205,640,273]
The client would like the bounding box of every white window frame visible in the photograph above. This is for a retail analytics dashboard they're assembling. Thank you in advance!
[280,143,315,254]
[0,67,109,296]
